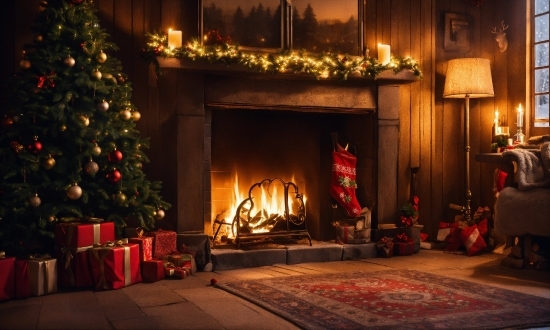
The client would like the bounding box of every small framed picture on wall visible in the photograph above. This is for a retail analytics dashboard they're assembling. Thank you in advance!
[444,13,473,52]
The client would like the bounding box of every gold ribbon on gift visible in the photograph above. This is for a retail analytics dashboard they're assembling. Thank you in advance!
[29,254,53,295]
[91,239,130,290]
[136,227,145,238]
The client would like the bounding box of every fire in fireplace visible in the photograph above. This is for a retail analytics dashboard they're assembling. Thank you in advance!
[212,176,311,248]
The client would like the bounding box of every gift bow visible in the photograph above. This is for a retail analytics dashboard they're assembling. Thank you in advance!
[438,221,459,229]
[376,236,393,248]
[393,233,410,243]
[136,227,145,238]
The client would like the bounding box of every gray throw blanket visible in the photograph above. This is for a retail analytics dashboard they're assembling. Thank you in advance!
[502,145,550,191]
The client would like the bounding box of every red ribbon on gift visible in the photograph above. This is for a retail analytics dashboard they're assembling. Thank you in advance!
[376,236,393,248]
[393,233,410,243]
[439,221,459,229]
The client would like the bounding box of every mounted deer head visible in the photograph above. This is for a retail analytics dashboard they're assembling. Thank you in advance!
[492,21,509,52]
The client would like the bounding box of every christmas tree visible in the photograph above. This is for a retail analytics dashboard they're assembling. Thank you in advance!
[0,0,171,256]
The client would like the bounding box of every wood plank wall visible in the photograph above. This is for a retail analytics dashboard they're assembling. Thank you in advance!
[0,0,526,240]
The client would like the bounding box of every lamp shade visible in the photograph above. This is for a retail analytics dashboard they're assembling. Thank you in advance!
[443,58,494,98]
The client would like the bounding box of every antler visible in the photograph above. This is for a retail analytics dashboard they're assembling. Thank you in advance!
[492,21,509,34]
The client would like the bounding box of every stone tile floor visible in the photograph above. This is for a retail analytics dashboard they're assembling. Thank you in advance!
[1,249,549,329]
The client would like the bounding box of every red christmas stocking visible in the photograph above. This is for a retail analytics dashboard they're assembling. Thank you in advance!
[330,144,362,217]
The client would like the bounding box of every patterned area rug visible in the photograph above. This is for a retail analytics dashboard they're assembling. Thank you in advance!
[216,269,550,330]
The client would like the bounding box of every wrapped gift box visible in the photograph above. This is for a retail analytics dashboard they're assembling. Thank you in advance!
[393,234,414,256]
[335,225,355,244]
[128,236,153,261]
[55,221,115,249]
[28,255,58,296]
[147,230,177,259]
[0,256,15,302]
[14,259,30,299]
[174,267,190,279]
[141,260,165,283]
[437,221,459,241]
[56,248,94,288]
[89,241,142,290]
[376,237,394,258]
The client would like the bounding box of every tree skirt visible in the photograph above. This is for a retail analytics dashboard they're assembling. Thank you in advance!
[216,269,550,330]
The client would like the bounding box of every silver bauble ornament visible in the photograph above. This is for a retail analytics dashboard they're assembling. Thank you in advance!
[29,194,41,208]
[67,184,82,200]
[84,159,99,175]
[64,56,75,67]
[154,209,165,220]
[97,100,109,112]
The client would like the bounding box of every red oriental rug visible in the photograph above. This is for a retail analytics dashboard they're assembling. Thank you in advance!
[216,269,550,330]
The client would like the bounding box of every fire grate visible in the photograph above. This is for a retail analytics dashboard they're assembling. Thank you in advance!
[213,178,312,248]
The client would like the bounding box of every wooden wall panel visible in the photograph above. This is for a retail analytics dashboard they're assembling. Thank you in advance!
[2,0,529,240]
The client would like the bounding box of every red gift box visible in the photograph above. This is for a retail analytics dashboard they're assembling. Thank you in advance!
[335,225,355,244]
[393,233,414,256]
[147,229,177,259]
[55,221,115,249]
[141,260,165,283]
[56,248,94,288]
[0,256,15,302]
[89,240,142,290]
[14,259,30,299]
[437,221,459,241]
[460,223,487,256]
[174,267,190,279]
[376,237,394,258]
[128,235,153,262]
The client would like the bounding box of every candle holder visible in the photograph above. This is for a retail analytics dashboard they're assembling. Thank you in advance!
[514,125,525,144]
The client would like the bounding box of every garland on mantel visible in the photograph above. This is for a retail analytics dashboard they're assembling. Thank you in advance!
[141,32,423,80]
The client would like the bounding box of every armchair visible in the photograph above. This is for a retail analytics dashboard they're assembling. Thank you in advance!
[494,142,550,268]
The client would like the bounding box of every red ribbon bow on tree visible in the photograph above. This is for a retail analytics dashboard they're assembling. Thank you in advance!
[37,72,57,89]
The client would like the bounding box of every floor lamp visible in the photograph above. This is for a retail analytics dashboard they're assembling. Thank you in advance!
[443,58,494,222]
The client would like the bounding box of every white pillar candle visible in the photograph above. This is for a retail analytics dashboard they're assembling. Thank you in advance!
[516,104,523,127]
[378,44,390,65]
[168,29,182,49]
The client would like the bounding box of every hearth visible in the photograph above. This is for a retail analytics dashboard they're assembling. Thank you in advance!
[154,58,417,244]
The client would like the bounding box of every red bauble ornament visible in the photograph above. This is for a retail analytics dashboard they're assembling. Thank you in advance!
[210,278,217,285]
[106,169,122,183]
[71,0,83,3]
[108,149,123,163]
[28,139,42,154]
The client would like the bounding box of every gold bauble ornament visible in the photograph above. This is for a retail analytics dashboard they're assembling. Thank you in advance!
[114,191,127,204]
[96,51,107,63]
[66,183,82,200]
[34,35,43,43]
[48,215,56,222]
[96,100,109,112]
[29,194,41,208]
[92,70,102,80]
[64,56,75,68]
[79,115,89,127]
[84,159,99,175]
[60,124,67,132]
[119,109,132,121]
[154,209,165,220]
[131,110,141,122]
[20,59,31,70]
[104,73,113,80]
[92,143,101,156]
[42,155,56,169]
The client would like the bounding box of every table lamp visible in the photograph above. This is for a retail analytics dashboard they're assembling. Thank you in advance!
[443,58,494,222]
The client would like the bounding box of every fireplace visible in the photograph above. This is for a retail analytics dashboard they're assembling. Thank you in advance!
[154,58,416,244]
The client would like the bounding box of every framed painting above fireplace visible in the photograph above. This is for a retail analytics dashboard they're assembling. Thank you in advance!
[200,0,364,55]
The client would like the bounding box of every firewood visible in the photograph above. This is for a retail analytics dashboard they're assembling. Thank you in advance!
[529,251,547,265]
[511,245,523,259]
[501,256,525,269]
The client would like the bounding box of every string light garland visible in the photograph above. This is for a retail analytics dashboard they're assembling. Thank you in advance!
[141,32,423,80]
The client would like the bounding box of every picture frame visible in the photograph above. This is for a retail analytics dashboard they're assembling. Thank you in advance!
[444,13,473,52]
[199,0,364,55]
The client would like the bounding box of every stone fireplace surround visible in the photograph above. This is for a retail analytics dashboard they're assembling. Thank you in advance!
[154,58,417,248]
